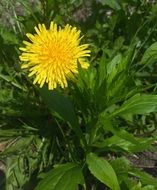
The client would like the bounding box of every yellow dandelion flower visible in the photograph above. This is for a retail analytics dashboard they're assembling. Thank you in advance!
[19,22,90,90]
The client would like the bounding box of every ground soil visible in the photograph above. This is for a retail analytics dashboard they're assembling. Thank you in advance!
[129,151,157,177]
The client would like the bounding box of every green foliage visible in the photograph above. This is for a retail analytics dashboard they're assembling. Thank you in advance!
[141,42,157,65]
[86,153,120,190]
[35,163,84,190]
[100,0,121,10]
[1,0,157,190]
[111,94,157,116]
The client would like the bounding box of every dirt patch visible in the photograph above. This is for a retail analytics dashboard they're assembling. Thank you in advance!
[129,151,157,177]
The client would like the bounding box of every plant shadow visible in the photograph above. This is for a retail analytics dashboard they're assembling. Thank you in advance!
[0,169,6,190]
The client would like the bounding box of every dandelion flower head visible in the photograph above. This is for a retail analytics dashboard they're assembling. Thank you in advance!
[19,22,90,90]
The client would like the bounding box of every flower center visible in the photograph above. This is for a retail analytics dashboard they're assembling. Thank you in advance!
[41,40,74,66]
